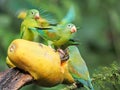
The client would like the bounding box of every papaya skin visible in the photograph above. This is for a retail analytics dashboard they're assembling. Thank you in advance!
[7,39,65,87]
[61,61,75,84]
[6,56,16,68]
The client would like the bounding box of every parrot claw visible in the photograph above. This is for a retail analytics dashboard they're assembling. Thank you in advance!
[57,48,65,55]
[57,48,69,61]
[62,82,77,90]
[61,55,69,61]
[72,82,78,89]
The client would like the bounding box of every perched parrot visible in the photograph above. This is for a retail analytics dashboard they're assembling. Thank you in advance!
[20,9,41,41]
[68,46,94,90]
[30,23,77,49]
[29,23,77,62]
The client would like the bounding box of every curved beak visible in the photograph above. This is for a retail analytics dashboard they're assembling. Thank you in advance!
[70,26,77,33]
[34,13,40,19]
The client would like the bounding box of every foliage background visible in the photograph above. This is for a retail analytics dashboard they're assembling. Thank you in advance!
[0,0,120,90]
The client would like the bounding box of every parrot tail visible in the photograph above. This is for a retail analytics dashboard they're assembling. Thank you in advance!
[87,81,94,90]
[77,79,94,90]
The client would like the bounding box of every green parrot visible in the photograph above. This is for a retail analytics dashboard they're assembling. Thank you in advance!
[40,5,76,47]
[30,23,77,49]
[20,9,58,42]
[68,46,94,90]
[20,9,41,41]
[29,23,78,62]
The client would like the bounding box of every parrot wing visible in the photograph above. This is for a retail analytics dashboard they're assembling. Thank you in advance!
[60,6,75,24]
[29,27,60,42]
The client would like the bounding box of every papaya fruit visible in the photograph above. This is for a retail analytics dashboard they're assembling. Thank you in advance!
[7,39,64,87]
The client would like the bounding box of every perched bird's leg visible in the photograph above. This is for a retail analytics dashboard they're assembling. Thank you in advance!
[62,82,77,90]
[69,82,78,89]
[57,48,69,61]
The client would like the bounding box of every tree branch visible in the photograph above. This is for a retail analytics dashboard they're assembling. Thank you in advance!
[0,67,34,90]
[0,67,79,90]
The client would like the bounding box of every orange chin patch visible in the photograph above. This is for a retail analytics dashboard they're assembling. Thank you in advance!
[70,26,77,33]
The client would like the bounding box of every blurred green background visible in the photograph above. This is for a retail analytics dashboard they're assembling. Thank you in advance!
[0,0,120,90]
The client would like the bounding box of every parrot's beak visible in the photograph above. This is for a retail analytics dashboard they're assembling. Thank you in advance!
[70,26,77,33]
[35,13,40,20]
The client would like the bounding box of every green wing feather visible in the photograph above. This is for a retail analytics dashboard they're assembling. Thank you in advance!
[60,6,75,24]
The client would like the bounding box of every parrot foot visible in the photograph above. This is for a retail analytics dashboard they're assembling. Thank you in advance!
[69,82,77,89]
[62,83,77,90]
[57,48,69,61]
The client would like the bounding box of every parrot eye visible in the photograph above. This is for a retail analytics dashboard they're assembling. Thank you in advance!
[67,24,72,29]
[31,12,34,15]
